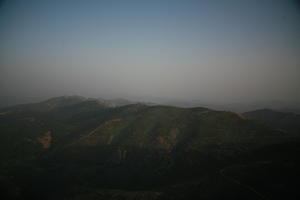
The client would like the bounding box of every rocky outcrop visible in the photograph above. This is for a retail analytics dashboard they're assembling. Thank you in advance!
[37,131,52,149]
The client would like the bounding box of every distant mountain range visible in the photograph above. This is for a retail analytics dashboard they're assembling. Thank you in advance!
[159,99,300,114]
[0,95,146,109]
[2,95,300,114]
[0,96,299,200]
[243,109,300,134]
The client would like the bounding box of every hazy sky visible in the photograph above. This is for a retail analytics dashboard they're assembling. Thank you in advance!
[0,0,300,105]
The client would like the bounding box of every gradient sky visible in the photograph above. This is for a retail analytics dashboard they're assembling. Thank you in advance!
[0,0,300,105]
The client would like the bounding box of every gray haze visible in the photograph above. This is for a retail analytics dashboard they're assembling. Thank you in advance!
[1,0,300,107]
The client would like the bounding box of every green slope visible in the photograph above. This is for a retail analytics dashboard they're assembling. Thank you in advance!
[0,97,299,200]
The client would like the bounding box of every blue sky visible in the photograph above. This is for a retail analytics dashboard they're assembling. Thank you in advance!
[0,0,300,104]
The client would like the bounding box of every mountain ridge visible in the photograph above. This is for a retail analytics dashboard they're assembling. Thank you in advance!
[0,96,299,200]
[243,109,300,134]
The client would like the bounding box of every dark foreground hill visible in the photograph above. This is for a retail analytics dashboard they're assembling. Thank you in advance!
[0,96,299,200]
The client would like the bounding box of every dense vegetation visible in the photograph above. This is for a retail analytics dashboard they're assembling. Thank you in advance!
[0,96,299,200]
